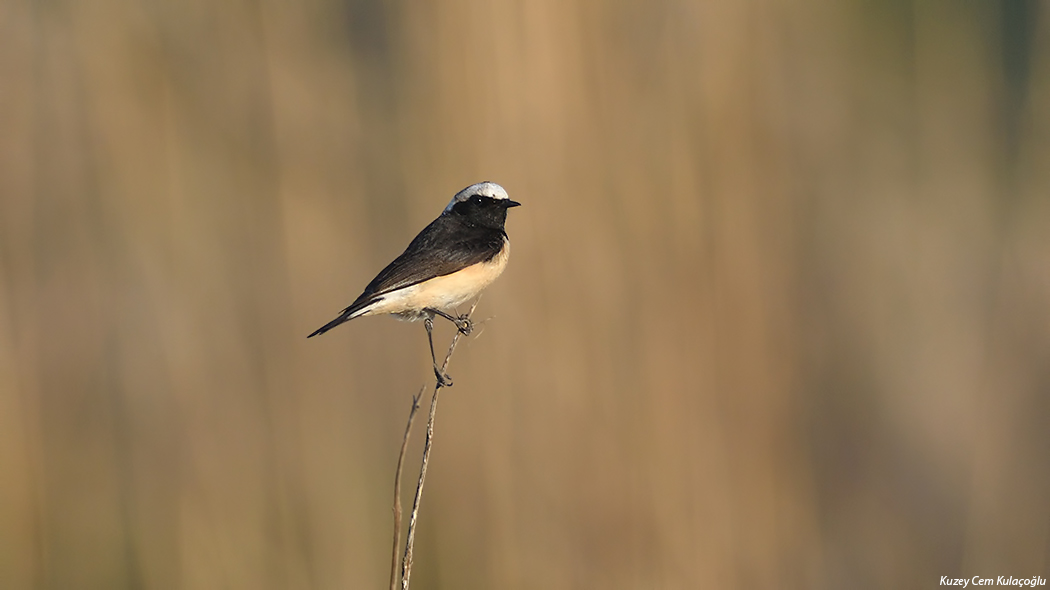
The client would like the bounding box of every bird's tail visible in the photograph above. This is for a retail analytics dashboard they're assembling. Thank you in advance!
[307,303,368,338]
[307,314,349,338]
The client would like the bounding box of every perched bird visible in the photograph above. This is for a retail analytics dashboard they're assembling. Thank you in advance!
[308,181,520,386]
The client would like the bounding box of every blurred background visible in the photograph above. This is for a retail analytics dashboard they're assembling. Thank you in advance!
[1,0,1048,588]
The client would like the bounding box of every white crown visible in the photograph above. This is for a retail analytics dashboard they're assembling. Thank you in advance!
[444,182,510,212]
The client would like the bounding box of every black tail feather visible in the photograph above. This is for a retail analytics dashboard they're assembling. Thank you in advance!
[307,310,354,338]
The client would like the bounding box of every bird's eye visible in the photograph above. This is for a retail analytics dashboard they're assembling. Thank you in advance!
[471,195,483,204]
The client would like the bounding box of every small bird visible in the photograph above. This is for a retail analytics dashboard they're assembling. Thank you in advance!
[308,181,521,386]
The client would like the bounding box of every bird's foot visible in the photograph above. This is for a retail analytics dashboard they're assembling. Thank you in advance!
[426,307,473,335]
[434,367,454,388]
[454,315,473,336]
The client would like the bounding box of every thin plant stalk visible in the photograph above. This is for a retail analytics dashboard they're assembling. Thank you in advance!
[393,299,479,590]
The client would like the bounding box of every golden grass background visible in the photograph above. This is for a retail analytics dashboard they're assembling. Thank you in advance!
[1,0,1048,588]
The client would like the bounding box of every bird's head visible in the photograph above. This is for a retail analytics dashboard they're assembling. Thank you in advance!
[444,182,521,228]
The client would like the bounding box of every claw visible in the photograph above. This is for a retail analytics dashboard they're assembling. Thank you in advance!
[434,369,453,388]
[455,316,473,335]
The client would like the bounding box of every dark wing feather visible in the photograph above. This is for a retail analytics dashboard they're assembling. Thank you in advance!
[361,214,505,297]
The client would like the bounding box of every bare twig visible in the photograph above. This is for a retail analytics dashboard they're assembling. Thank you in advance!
[389,387,424,590]
[397,299,479,590]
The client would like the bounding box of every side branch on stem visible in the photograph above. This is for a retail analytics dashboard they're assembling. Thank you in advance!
[389,387,423,590]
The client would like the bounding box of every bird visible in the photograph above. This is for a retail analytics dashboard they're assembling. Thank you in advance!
[308,181,521,386]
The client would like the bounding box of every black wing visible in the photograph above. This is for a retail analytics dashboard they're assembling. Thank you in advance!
[307,213,504,337]
[361,213,505,298]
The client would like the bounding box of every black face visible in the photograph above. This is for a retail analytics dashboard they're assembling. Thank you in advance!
[449,194,521,229]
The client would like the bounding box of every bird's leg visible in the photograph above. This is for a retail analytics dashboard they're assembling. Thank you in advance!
[424,315,453,387]
[427,308,473,336]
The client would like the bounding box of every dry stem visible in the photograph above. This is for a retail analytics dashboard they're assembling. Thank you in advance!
[391,299,479,590]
